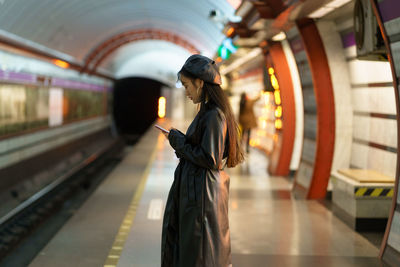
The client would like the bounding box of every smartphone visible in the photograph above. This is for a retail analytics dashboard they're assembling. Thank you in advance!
[155,124,169,133]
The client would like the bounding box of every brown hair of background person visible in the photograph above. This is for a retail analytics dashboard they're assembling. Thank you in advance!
[239,92,261,153]
[160,54,243,267]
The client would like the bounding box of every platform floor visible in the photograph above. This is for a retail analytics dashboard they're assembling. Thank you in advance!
[29,122,386,267]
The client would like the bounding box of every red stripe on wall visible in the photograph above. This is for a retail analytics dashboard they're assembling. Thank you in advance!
[296,18,336,199]
[370,0,400,261]
[268,42,296,176]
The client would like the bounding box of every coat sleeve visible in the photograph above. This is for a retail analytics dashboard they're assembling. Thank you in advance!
[168,110,227,170]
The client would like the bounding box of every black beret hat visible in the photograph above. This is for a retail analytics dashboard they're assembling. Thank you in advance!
[181,54,222,85]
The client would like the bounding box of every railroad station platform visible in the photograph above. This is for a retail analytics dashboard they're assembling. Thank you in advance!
[28,120,385,267]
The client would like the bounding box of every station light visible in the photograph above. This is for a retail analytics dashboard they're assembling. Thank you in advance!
[275,119,282,130]
[274,90,281,105]
[275,106,282,118]
[308,0,352,18]
[261,120,267,129]
[262,91,270,105]
[259,40,268,48]
[226,27,235,37]
[272,32,287,42]
[53,59,69,69]
[249,138,260,147]
[271,75,279,90]
[158,96,166,118]
[266,66,283,132]
[268,67,274,75]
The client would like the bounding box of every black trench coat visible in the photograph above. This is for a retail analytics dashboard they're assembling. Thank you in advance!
[161,105,231,267]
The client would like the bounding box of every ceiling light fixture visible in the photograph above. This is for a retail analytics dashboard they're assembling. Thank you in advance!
[308,0,352,18]
[272,32,286,41]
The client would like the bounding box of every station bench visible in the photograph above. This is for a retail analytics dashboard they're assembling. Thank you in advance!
[331,169,395,231]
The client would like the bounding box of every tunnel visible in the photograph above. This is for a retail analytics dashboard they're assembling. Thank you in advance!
[113,77,163,144]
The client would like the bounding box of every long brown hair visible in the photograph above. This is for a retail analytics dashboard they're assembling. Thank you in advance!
[178,69,244,167]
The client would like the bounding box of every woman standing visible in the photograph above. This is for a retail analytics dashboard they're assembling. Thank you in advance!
[160,54,243,267]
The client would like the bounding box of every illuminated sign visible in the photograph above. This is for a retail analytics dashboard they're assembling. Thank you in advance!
[218,38,238,60]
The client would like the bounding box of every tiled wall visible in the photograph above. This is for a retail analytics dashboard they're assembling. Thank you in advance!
[335,13,396,178]
[287,27,316,189]
[376,0,400,260]
[316,20,353,173]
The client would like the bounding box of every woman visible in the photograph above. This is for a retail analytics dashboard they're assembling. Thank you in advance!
[239,92,260,153]
[161,54,243,267]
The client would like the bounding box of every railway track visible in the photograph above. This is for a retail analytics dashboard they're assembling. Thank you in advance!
[0,137,124,263]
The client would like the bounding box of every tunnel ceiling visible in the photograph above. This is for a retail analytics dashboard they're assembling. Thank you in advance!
[0,0,237,80]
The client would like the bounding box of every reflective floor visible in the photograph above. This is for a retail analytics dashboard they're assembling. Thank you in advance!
[229,150,385,266]
[29,123,388,267]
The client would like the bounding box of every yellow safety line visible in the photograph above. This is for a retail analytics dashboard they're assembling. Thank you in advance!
[103,138,159,267]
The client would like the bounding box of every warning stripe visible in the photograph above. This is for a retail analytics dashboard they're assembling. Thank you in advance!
[103,137,159,267]
[354,187,394,197]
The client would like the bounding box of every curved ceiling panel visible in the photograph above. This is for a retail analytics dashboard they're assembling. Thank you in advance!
[112,40,191,86]
[81,28,201,74]
[0,0,235,64]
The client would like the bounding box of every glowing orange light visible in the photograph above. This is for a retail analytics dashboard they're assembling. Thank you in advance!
[249,138,260,147]
[273,133,279,142]
[268,67,274,75]
[274,90,281,105]
[227,27,235,36]
[271,75,279,90]
[275,106,282,118]
[216,57,222,63]
[158,96,166,118]
[53,59,69,69]
[260,40,268,47]
[263,92,270,105]
[275,119,282,130]
[262,120,267,129]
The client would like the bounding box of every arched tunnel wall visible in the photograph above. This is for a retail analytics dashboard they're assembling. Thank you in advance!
[228,1,400,263]
[113,77,162,143]
[372,0,400,262]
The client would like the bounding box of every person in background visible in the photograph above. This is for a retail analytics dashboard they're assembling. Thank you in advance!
[238,92,261,153]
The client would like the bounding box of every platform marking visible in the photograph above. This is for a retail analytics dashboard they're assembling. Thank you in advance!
[147,198,164,220]
[108,255,120,259]
[370,188,383,197]
[354,187,394,197]
[103,139,159,267]
[355,187,368,197]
